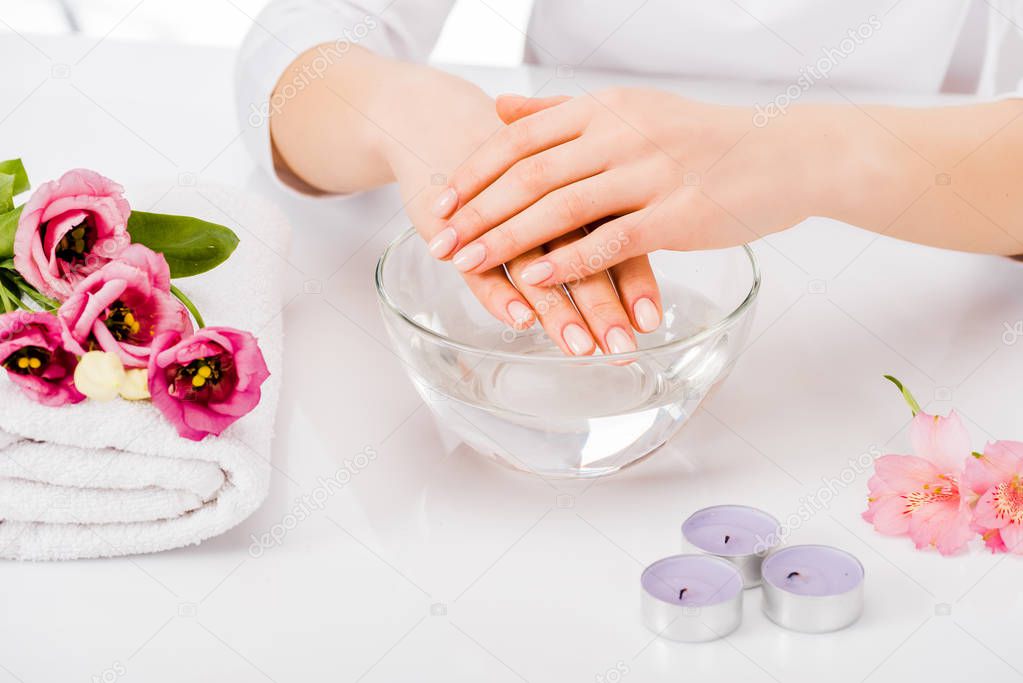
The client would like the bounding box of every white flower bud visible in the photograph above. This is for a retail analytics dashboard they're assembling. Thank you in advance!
[73,351,126,402]
[119,368,151,401]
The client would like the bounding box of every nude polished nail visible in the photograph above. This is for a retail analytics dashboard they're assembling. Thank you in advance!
[520,261,553,285]
[431,188,457,218]
[634,297,661,332]
[452,243,486,271]
[606,327,636,354]
[563,324,594,356]
[428,227,457,258]
[507,301,534,327]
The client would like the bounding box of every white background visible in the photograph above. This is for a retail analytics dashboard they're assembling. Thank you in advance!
[2,2,1023,683]
[0,0,534,64]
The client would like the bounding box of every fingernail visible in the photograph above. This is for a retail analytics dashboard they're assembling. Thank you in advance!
[431,188,457,218]
[520,261,553,285]
[563,324,594,356]
[452,243,487,271]
[428,227,457,258]
[606,327,636,354]
[634,297,661,332]
[507,300,534,328]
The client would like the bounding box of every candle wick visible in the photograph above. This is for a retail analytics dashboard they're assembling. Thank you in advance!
[787,571,800,580]
[724,535,730,543]
[678,588,687,600]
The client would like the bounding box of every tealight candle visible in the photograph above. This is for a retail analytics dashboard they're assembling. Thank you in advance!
[761,544,865,633]
[681,505,781,588]
[640,554,744,642]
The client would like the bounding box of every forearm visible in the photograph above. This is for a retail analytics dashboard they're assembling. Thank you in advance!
[819,99,1023,255]
[268,45,499,194]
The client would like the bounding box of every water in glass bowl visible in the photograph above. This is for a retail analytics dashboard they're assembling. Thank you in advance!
[402,281,735,478]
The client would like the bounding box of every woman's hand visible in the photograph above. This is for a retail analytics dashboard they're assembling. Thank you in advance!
[383,76,661,355]
[269,47,663,355]
[429,87,838,286]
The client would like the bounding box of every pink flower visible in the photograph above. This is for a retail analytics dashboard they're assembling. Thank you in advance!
[964,441,1023,554]
[0,311,84,406]
[862,411,974,555]
[58,244,192,368]
[13,169,132,300]
[148,327,270,441]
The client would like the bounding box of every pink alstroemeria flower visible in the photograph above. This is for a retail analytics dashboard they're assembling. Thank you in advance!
[964,441,1023,554]
[0,311,84,406]
[148,327,270,441]
[863,410,974,555]
[13,169,131,300]
[58,244,192,368]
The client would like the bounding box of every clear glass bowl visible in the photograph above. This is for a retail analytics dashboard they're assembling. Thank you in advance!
[375,228,760,478]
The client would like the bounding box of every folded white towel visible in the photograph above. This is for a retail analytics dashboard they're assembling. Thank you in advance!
[0,184,286,560]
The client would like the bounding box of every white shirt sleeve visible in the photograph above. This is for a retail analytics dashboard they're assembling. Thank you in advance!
[234,0,456,194]
[981,0,1023,98]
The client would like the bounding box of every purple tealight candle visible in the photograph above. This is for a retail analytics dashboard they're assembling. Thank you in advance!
[681,505,781,588]
[761,545,865,633]
[640,554,744,642]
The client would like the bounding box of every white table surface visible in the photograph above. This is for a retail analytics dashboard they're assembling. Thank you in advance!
[1,32,1022,683]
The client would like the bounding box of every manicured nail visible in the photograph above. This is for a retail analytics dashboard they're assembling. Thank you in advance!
[452,243,487,271]
[507,300,534,328]
[520,261,553,285]
[634,297,661,332]
[428,227,457,258]
[606,327,636,354]
[563,324,594,356]
[431,188,457,218]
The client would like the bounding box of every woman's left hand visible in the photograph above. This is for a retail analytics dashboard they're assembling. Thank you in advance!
[429,87,840,286]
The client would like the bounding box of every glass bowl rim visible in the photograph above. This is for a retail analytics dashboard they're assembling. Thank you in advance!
[374,227,761,365]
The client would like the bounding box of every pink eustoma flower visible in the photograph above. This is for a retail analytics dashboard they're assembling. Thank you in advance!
[58,244,192,368]
[148,327,270,441]
[13,169,132,300]
[862,411,974,555]
[0,311,84,406]
[964,441,1023,554]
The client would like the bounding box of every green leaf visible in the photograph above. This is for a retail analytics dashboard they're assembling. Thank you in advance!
[883,374,921,416]
[0,205,24,260]
[0,174,13,212]
[127,210,239,278]
[0,159,29,198]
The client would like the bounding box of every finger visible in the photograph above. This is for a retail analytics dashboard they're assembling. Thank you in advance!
[461,269,537,330]
[552,230,637,354]
[609,255,662,333]
[451,168,647,275]
[430,138,607,259]
[517,210,653,287]
[506,249,596,357]
[496,94,571,123]
[410,191,537,331]
[438,102,587,217]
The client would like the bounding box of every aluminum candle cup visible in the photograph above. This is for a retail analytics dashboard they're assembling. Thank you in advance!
[681,505,781,588]
[761,545,865,633]
[640,554,744,642]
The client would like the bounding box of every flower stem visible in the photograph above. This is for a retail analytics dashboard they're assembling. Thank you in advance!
[883,375,921,416]
[0,273,27,312]
[3,271,58,311]
[170,283,205,328]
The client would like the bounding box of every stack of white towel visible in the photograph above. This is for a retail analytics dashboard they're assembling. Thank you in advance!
[0,185,286,560]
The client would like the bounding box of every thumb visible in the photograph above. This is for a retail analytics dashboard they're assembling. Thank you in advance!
[495,94,571,123]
